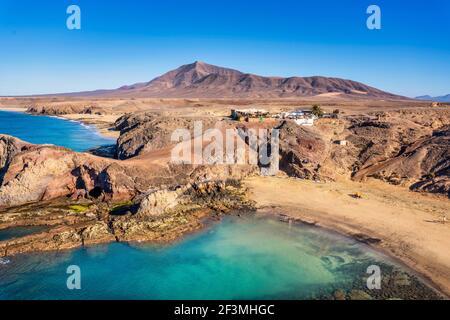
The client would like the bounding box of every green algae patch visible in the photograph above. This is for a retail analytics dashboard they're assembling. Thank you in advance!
[68,204,91,213]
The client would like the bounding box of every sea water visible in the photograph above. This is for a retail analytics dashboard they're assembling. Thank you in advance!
[0,110,115,151]
[0,216,412,300]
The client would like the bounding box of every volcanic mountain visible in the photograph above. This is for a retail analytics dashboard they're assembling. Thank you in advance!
[68,61,404,99]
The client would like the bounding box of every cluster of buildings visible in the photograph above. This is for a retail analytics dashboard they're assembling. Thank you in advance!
[231,108,270,122]
[231,108,333,126]
[277,110,317,126]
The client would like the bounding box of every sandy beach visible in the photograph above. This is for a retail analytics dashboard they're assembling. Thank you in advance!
[244,176,450,297]
[57,113,120,139]
[0,107,28,112]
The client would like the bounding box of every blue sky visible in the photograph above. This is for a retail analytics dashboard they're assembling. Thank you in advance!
[0,0,449,97]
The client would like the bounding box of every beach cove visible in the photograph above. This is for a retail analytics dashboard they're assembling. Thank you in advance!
[0,109,447,299]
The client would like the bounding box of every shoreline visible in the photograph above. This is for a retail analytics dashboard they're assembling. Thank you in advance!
[0,180,446,298]
[1,209,444,299]
[0,107,119,140]
[0,107,28,112]
[56,113,120,139]
[260,210,447,299]
[243,176,450,298]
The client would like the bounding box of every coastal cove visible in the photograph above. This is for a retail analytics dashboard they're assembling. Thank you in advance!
[1,0,449,305]
[0,108,446,300]
[0,110,116,152]
[0,215,441,300]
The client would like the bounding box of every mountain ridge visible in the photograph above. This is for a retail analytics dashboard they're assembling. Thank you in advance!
[45,61,407,99]
[416,94,450,102]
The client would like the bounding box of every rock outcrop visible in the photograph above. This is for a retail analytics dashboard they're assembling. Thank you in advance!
[0,178,255,257]
[0,131,257,208]
[253,109,450,197]
[0,135,29,181]
[346,110,450,197]
[27,104,107,115]
[277,121,329,181]
[1,107,449,258]
[353,126,450,197]
[115,112,217,159]
[136,179,254,217]
[0,138,144,207]
[0,135,174,207]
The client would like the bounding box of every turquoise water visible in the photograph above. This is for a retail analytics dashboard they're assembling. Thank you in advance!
[0,216,403,300]
[0,110,433,300]
[0,110,115,152]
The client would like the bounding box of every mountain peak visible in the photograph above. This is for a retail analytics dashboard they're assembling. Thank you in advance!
[103,62,404,99]
[185,60,210,72]
[192,60,206,66]
[182,60,234,74]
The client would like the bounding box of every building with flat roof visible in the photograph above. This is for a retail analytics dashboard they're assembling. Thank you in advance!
[231,108,270,121]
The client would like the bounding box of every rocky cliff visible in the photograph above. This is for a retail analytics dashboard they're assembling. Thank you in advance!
[114,112,217,159]
[0,134,257,208]
[346,110,450,197]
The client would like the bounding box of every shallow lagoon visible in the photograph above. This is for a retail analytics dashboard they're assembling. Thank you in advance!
[0,216,436,300]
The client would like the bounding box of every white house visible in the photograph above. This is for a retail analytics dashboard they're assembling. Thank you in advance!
[281,110,317,126]
[294,118,315,126]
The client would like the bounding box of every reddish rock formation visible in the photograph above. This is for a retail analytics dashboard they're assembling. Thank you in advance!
[115,112,217,159]
[0,136,144,207]
[277,121,329,181]
[345,110,450,197]
[0,133,257,208]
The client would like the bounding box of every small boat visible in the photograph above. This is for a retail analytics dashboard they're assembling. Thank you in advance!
[0,257,11,265]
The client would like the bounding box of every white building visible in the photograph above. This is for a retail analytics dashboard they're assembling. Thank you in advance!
[294,118,315,126]
[281,110,317,126]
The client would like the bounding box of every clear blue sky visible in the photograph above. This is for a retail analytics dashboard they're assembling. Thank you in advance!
[0,0,449,97]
